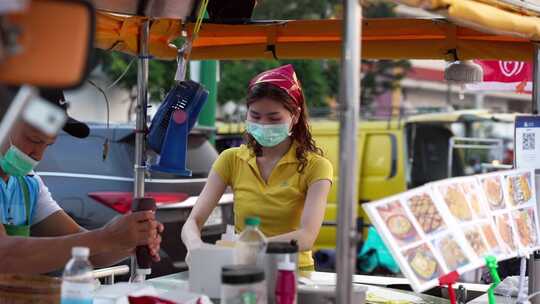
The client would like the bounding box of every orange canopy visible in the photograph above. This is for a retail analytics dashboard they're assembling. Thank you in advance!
[96,12,180,60]
[95,12,533,61]
[188,18,532,61]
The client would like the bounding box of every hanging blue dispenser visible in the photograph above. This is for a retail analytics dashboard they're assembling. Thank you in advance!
[148,80,208,176]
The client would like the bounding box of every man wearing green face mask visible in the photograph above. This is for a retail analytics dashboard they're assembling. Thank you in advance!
[0,88,164,274]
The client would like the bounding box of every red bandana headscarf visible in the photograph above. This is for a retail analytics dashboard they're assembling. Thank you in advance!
[248,64,304,107]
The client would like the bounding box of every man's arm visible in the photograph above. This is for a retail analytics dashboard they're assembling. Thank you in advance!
[1,219,112,274]
[0,210,158,274]
[31,211,133,268]
[29,175,162,269]
[31,210,152,268]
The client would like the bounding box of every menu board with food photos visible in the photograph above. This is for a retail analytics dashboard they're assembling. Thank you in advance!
[363,169,540,293]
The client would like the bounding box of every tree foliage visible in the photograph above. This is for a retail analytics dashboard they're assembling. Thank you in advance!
[252,0,340,19]
[361,60,411,104]
[96,49,177,102]
[360,0,412,105]
[96,0,411,113]
[217,0,340,108]
[218,60,329,108]
[217,0,412,108]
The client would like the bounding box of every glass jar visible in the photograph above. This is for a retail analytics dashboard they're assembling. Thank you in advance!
[221,265,267,304]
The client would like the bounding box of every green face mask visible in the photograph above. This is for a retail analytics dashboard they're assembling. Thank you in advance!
[246,121,291,147]
[0,145,38,177]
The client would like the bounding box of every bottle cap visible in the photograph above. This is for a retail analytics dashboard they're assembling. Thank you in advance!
[72,247,90,258]
[277,254,296,271]
[245,216,260,227]
[266,240,298,254]
[222,265,265,284]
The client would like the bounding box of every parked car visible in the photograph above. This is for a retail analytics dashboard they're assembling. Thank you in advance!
[36,123,233,277]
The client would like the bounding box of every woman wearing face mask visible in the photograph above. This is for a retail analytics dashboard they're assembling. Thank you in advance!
[181,64,333,270]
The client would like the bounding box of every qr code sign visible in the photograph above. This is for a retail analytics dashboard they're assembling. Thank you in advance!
[523,132,536,150]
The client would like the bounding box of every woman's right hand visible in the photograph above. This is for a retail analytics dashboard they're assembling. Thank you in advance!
[181,170,228,268]
[185,238,204,267]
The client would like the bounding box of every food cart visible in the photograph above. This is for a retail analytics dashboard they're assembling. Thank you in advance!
[91,0,540,301]
[2,0,540,302]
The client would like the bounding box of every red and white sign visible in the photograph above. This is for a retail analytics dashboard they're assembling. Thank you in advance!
[466,60,532,94]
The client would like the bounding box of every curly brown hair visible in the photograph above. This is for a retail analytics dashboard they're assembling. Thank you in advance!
[245,83,323,173]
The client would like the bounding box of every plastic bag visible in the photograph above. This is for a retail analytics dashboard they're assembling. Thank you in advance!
[494,276,528,297]
[357,227,400,274]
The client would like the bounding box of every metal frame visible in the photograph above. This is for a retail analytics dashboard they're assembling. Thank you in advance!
[336,0,361,302]
[69,3,540,301]
[102,1,362,299]
[75,2,540,301]
[534,44,540,115]
[130,19,150,281]
[447,137,504,178]
[92,265,130,285]
[133,20,149,200]
[480,163,513,173]
[529,44,540,304]
[115,0,536,299]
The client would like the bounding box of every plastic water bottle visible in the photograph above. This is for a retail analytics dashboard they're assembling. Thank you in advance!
[61,247,94,304]
[235,216,266,265]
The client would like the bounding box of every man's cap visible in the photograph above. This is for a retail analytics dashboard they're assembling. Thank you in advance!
[39,89,90,138]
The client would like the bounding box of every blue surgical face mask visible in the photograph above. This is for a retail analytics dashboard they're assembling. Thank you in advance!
[246,121,291,147]
[0,144,38,177]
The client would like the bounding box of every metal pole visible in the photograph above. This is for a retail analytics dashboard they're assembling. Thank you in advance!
[446,83,452,105]
[530,172,540,304]
[529,43,540,304]
[336,0,361,302]
[533,44,540,114]
[448,138,454,178]
[130,19,150,279]
[474,92,484,109]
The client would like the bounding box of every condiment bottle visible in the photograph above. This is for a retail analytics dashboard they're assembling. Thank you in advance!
[275,254,296,304]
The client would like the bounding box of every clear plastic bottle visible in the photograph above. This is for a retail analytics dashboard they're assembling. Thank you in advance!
[235,216,266,265]
[61,247,94,304]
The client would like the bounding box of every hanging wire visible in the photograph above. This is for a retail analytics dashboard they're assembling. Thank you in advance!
[106,58,135,90]
[87,1,207,160]
[88,80,110,129]
[84,54,136,161]
[88,79,111,161]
